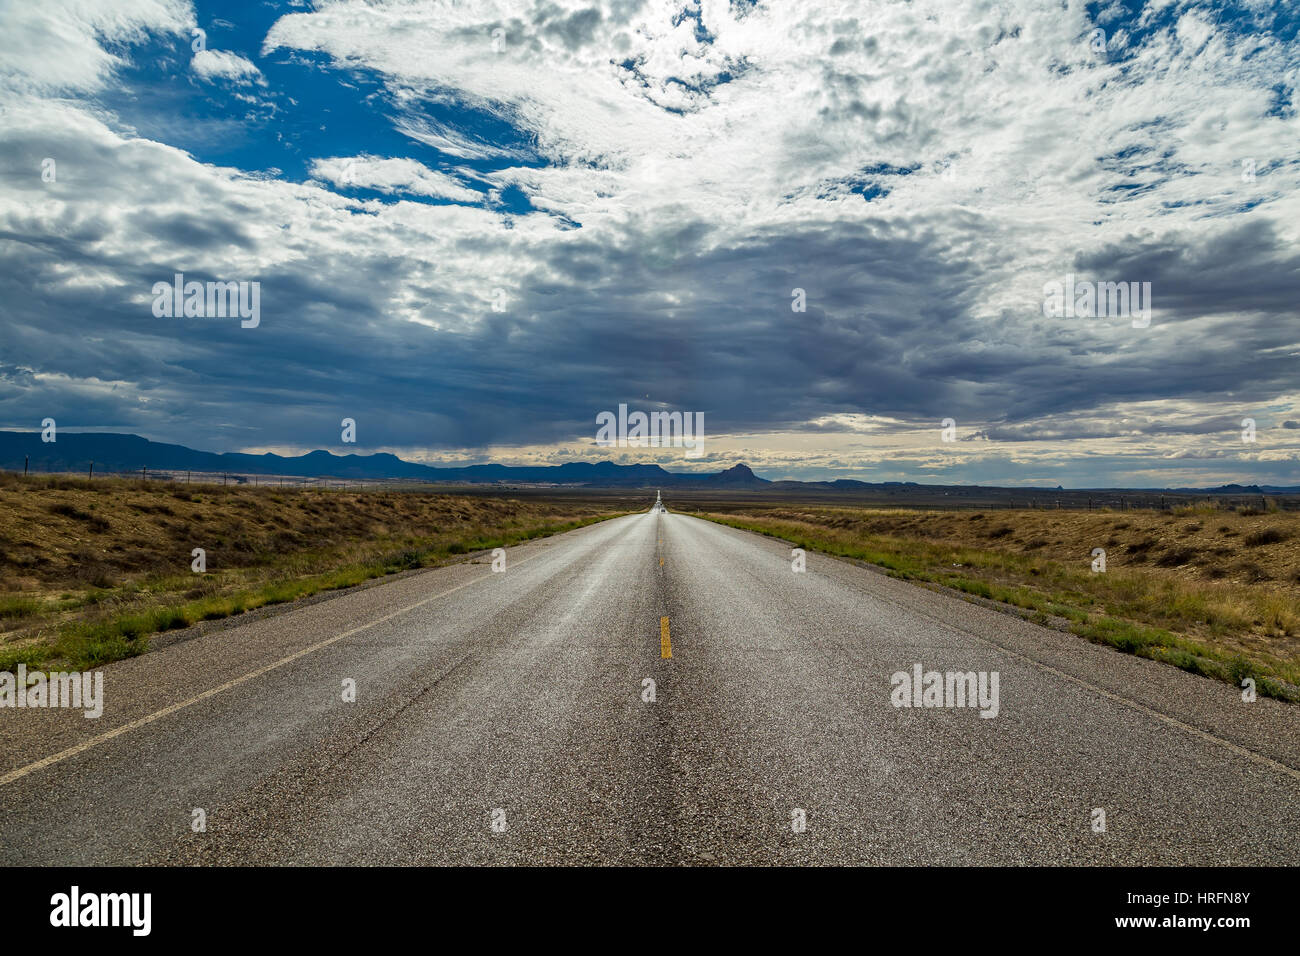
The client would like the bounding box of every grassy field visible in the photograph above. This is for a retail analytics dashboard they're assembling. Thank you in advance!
[683,502,1300,701]
[0,473,635,671]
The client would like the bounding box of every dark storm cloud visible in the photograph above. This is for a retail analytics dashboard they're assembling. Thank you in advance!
[4,184,1300,460]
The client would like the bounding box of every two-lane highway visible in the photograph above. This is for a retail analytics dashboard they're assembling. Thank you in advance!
[1,509,1297,864]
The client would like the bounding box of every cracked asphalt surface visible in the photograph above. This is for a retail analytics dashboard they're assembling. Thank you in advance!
[1,509,1298,865]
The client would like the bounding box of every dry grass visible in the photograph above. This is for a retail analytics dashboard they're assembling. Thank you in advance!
[687,504,1300,701]
[0,473,626,670]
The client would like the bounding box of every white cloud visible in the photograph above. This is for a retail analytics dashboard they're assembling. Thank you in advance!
[191,49,264,85]
[259,1,1300,252]
[0,0,191,93]
[310,155,481,203]
[394,113,533,162]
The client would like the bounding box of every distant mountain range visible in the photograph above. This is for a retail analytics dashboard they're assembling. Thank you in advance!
[2,431,1297,494]
[0,431,774,487]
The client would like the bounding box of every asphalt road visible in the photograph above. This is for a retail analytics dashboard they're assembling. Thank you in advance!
[2,509,1298,865]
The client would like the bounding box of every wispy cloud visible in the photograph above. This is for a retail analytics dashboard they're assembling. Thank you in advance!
[309,154,480,202]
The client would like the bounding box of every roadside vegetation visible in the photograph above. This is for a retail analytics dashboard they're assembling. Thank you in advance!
[0,473,626,671]
[688,504,1300,702]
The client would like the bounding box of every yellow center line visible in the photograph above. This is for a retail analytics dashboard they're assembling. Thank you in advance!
[0,548,552,789]
[660,616,672,659]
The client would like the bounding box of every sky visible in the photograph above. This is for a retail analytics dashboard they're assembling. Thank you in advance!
[0,0,1298,486]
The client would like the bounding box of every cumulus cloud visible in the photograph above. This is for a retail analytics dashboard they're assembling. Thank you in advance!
[191,49,264,85]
